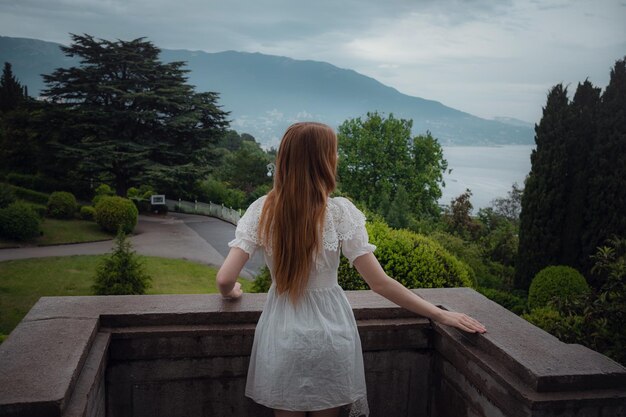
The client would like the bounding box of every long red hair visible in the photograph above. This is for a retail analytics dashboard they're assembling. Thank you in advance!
[258,122,338,303]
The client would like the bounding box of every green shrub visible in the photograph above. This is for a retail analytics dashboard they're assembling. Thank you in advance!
[0,201,41,240]
[80,205,96,221]
[0,184,16,208]
[126,187,140,199]
[130,198,152,214]
[46,191,78,219]
[25,203,46,218]
[3,183,49,205]
[92,230,151,295]
[92,184,115,206]
[477,287,527,315]
[94,196,138,234]
[522,307,585,343]
[197,178,246,209]
[252,265,272,293]
[528,265,589,310]
[5,173,64,193]
[339,220,473,290]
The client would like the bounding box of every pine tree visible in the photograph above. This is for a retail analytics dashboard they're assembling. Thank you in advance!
[582,57,626,286]
[0,62,26,113]
[516,84,571,290]
[41,34,229,197]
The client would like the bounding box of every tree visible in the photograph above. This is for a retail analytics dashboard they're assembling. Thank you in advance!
[337,112,447,223]
[516,84,571,290]
[41,34,229,197]
[218,140,273,194]
[583,58,626,286]
[490,182,523,224]
[443,189,482,240]
[0,62,27,113]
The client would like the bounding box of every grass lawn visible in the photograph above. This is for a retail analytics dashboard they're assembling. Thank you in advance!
[0,255,254,340]
[0,218,114,248]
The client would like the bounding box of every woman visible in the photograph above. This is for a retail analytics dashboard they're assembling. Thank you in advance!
[216,122,486,417]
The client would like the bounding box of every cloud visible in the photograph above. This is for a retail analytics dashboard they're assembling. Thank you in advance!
[1,0,624,122]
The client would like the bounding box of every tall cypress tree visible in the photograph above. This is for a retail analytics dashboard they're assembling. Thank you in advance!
[516,84,571,290]
[582,57,626,286]
[41,34,229,197]
[560,80,601,270]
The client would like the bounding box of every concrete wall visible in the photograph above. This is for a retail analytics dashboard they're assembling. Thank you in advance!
[0,289,625,417]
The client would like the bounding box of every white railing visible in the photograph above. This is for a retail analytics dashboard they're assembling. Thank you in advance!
[165,199,241,225]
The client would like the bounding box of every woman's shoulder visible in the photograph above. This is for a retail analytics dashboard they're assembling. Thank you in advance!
[327,196,367,233]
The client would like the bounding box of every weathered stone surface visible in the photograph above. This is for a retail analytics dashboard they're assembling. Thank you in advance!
[0,289,625,417]
[0,317,99,417]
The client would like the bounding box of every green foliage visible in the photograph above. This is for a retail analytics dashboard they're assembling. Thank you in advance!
[92,230,151,295]
[0,201,41,240]
[517,58,626,290]
[338,220,473,291]
[94,196,138,234]
[477,287,527,315]
[0,62,27,113]
[197,177,247,209]
[41,34,229,197]
[46,191,77,219]
[80,205,96,221]
[92,184,115,206]
[252,266,272,293]
[5,173,64,194]
[490,182,523,224]
[478,219,519,267]
[0,183,16,208]
[218,140,272,194]
[2,183,49,205]
[442,189,483,240]
[337,112,447,222]
[528,265,589,310]
[522,307,585,343]
[25,203,46,218]
[126,187,140,199]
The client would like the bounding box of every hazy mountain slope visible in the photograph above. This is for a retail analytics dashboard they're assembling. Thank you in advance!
[0,35,534,146]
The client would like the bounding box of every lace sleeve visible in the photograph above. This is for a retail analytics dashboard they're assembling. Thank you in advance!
[333,197,377,267]
[228,196,266,257]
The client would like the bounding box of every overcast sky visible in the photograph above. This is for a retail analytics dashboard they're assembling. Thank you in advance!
[1,0,625,123]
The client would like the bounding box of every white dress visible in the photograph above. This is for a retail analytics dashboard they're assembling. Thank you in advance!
[228,195,376,416]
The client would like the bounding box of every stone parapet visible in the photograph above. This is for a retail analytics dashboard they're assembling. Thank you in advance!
[0,288,624,417]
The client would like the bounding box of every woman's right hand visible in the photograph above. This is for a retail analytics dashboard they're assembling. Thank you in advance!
[438,310,487,333]
[222,281,243,299]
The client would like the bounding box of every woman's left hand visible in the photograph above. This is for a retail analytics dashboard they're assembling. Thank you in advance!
[438,310,487,334]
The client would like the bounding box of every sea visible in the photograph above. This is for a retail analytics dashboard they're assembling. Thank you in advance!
[438,145,535,211]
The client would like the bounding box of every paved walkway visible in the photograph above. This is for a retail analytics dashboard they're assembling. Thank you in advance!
[0,212,264,279]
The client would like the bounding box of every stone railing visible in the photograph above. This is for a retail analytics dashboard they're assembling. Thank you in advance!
[0,288,625,417]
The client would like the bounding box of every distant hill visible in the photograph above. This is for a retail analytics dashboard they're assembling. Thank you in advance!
[0,35,534,147]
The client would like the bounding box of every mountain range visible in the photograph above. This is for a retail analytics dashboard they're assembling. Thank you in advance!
[0,35,534,147]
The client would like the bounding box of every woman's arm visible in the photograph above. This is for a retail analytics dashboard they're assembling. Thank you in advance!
[216,247,249,298]
[353,252,487,333]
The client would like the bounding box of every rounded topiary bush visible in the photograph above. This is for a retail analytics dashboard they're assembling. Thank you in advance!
[46,191,77,219]
[0,201,41,240]
[528,265,589,310]
[94,196,138,234]
[339,219,473,290]
[80,205,96,221]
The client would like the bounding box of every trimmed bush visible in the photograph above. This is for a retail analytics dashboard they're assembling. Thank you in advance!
[25,203,46,218]
[46,191,78,219]
[2,183,49,205]
[0,201,41,241]
[92,230,151,295]
[92,184,115,206]
[528,265,589,310]
[339,219,473,290]
[94,196,138,234]
[5,173,64,193]
[127,187,140,199]
[0,184,16,209]
[80,205,96,221]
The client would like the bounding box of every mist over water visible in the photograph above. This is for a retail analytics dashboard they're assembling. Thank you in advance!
[439,145,534,211]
